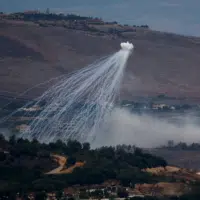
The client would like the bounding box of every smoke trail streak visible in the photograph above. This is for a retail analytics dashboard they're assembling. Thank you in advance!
[5,42,134,144]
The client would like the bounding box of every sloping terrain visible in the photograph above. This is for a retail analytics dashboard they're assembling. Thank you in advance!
[46,154,85,175]
[143,166,200,182]
[1,20,200,101]
[134,182,189,196]
[149,149,200,170]
[59,161,85,174]
[46,154,67,174]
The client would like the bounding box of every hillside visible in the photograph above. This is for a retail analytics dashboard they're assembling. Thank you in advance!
[0,136,166,193]
[2,135,200,199]
[1,13,200,102]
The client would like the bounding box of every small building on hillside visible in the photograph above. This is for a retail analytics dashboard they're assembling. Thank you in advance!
[152,104,168,110]
[46,192,57,200]
[27,193,35,200]
[86,18,104,25]
[63,187,77,196]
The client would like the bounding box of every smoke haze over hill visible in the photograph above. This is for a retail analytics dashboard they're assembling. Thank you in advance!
[93,108,200,148]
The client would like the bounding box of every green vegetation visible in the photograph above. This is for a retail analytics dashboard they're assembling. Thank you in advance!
[161,140,200,151]
[3,11,90,22]
[0,10,150,31]
[1,134,200,199]
[0,134,166,194]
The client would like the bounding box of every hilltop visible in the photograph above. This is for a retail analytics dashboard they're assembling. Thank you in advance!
[2,135,200,199]
[0,12,200,102]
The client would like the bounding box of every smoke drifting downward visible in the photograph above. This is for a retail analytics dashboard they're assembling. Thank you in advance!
[4,40,198,149]
[7,42,134,144]
[93,107,200,148]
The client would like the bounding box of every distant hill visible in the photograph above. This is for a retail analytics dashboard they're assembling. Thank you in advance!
[0,13,200,102]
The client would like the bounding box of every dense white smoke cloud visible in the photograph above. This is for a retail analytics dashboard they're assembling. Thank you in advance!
[93,107,200,148]
[120,42,134,51]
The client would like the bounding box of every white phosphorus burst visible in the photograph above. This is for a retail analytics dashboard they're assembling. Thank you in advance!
[3,42,134,144]
[120,42,134,51]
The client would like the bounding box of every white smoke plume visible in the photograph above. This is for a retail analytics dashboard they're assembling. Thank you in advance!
[120,42,134,51]
[1,42,134,144]
[93,107,200,148]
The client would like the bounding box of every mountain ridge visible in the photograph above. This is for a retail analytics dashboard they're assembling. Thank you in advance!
[1,14,200,102]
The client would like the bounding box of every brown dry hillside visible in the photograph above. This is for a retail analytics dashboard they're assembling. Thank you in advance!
[1,20,200,100]
[46,154,85,175]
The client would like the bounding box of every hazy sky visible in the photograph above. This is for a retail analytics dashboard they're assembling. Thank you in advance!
[1,0,200,36]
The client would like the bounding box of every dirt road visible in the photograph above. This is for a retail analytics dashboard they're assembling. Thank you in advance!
[46,154,85,175]
[46,154,67,175]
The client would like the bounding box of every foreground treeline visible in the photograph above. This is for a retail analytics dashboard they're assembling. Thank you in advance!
[2,135,200,199]
[0,134,167,193]
[161,140,200,151]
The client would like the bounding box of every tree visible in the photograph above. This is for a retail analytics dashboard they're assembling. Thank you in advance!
[90,189,104,199]
[117,188,128,198]
[79,191,89,199]
[0,134,6,148]
[35,191,47,200]
[157,94,166,99]
[0,151,6,161]
[56,191,63,200]
[176,142,187,150]
[168,140,174,148]
[67,140,82,154]
[0,134,5,142]
[32,138,39,144]
[82,142,90,151]
[9,135,16,146]
[181,104,191,110]
[0,135,170,192]
[46,8,50,14]
[67,156,76,167]
[134,147,143,156]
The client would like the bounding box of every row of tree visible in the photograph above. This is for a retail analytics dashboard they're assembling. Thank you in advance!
[2,134,200,199]
[0,134,167,194]
[162,140,200,151]
[1,11,98,22]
